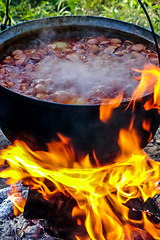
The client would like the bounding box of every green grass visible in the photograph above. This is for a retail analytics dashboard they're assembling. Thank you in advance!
[0,0,160,34]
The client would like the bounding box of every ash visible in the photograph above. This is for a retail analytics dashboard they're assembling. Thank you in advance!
[0,129,58,240]
[0,182,57,240]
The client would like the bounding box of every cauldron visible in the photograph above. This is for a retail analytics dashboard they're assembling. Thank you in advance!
[0,16,160,165]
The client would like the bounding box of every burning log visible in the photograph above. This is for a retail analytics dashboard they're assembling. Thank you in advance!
[126,196,160,224]
[24,189,87,239]
[23,189,157,240]
[0,183,156,240]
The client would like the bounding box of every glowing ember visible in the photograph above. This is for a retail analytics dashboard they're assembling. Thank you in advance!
[0,63,160,239]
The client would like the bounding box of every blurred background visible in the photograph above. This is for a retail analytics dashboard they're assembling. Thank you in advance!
[0,0,160,34]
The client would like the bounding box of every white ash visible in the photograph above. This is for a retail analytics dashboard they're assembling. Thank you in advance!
[0,183,57,240]
[0,182,27,204]
[0,182,28,220]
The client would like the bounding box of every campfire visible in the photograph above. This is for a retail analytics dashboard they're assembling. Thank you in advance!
[0,63,160,240]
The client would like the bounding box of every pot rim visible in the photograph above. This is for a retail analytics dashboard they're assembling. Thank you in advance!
[0,15,158,109]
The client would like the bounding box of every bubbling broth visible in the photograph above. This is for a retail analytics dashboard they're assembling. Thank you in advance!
[0,35,158,105]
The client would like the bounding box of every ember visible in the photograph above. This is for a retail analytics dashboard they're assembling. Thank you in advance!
[0,63,160,239]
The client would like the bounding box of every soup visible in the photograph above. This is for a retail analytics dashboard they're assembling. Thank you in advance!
[0,35,158,105]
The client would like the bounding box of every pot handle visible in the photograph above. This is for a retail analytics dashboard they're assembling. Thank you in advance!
[1,0,11,31]
[138,0,160,66]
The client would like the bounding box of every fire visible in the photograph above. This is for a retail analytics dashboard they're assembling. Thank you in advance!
[0,130,160,239]
[0,63,160,239]
[100,91,123,122]
[8,188,26,216]
[131,64,160,110]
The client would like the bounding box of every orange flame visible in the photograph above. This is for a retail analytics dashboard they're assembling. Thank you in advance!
[100,91,123,122]
[8,187,26,215]
[131,64,160,110]
[1,63,160,239]
[142,119,151,132]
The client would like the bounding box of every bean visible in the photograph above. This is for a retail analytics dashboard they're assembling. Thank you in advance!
[45,78,54,86]
[131,51,146,60]
[103,46,117,54]
[8,73,19,79]
[63,49,73,55]
[114,49,129,56]
[123,40,134,48]
[132,44,146,52]
[126,45,134,51]
[109,38,122,44]
[142,49,152,54]
[12,49,23,56]
[24,49,36,55]
[14,53,26,60]
[25,64,34,71]
[46,44,58,53]
[34,83,46,94]
[101,54,113,62]
[75,98,87,105]
[88,45,99,54]
[36,93,46,100]
[88,38,99,45]
[99,41,109,46]
[5,56,13,61]
[30,53,41,61]
[66,53,79,61]
[54,50,64,58]
[73,43,84,50]
[5,81,15,87]
[86,53,97,62]
[37,49,46,57]
[110,43,122,48]
[97,35,108,43]
[2,60,12,64]
[3,66,13,73]
[76,49,86,55]
[92,57,103,66]
[147,53,159,65]
[0,68,5,75]
[19,84,28,91]
[52,91,73,104]
[15,56,26,66]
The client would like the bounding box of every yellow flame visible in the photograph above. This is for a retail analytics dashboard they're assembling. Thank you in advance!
[1,128,160,239]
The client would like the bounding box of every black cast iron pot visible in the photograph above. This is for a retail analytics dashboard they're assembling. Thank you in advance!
[0,16,160,165]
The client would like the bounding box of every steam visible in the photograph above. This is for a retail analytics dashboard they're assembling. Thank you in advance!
[29,55,141,100]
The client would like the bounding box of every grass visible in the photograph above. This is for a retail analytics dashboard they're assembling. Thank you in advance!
[0,0,160,34]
